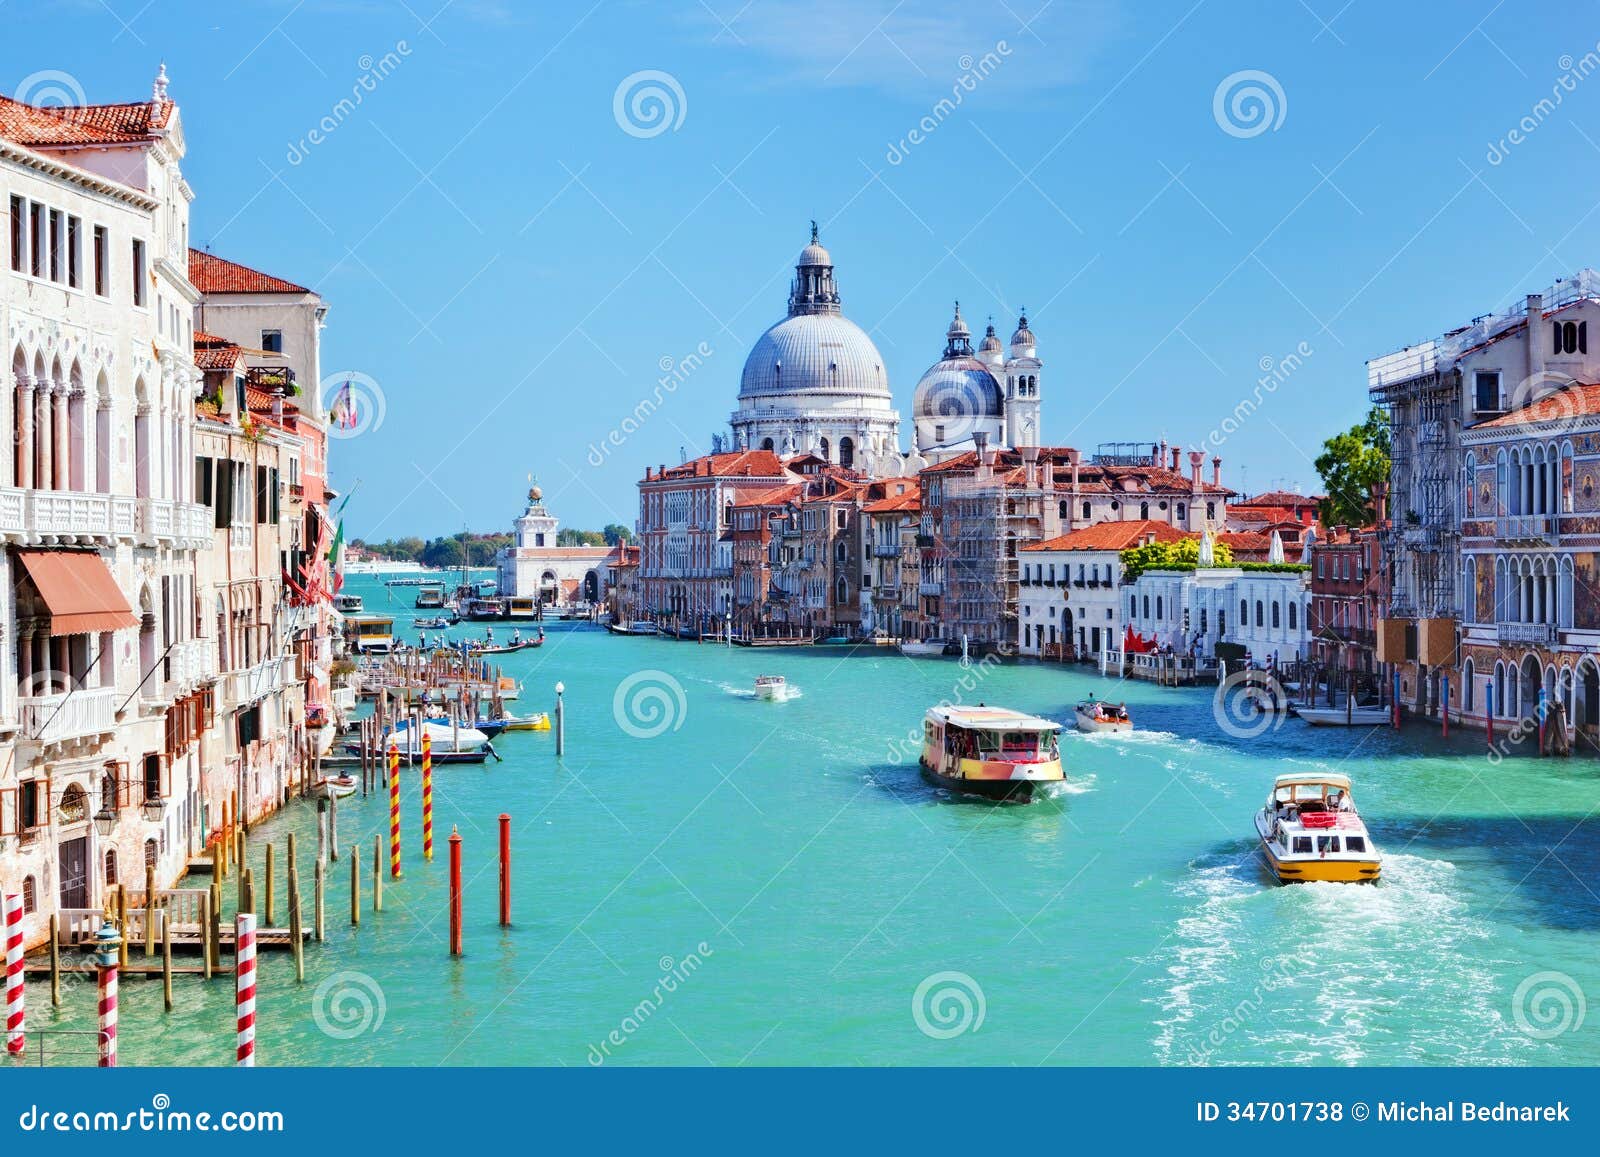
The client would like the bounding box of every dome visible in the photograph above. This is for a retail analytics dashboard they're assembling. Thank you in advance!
[912,356,1004,422]
[946,302,971,343]
[978,320,1002,354]
[739,313,889,400]
[797,219,831,267]
[1010,309,1037,355]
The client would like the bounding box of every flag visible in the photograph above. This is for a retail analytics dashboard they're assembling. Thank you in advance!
[327,518,346,594]
[330,380,358,429]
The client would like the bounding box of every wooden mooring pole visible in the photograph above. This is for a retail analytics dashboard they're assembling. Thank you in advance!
[373,834,383,912]
[162,915,173,1011]
[350,845,361,926]
[48,914,60,1006]
[314,859,325,943]
[264,843,276,927]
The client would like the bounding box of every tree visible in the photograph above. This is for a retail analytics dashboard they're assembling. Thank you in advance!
[1314,406,1390,527]
[1120,537,1233,582]
[602,523,635,546]
[557,528,606,547]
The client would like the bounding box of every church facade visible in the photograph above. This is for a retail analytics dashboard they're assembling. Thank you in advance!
[493,484,615,606]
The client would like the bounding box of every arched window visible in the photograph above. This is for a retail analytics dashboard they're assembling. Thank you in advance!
[1140,502,1149,520]
[1156,596,1163,619]
[21,877,36,914]
[1143,595,1150,618]
[144,838,158,870]
[1463,658,1475,711]
[1058,500,1068,519]
[1255,600,1264,627]
[1082,502,1091,519]
[105,849,118,887]
[1177,503,1186,521]
[834,575,847,604]
[838,437,854,470]
[1240,599,1248,624]
[1288,602,1297,629]
[1272,602,1281,628]
[59,783,86,824]
[760,437,774,452]
[818,437,830,461]
[1206,502,1216,520]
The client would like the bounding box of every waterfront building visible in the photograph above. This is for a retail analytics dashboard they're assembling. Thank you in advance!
[1124,565,1310,662]
[493,482,615,607]
[1,73,216,942]
[636,449,795,629]
[1309,523,1384,679]
[918,439,1233,651]
[1457,382,1600,747]
[861,479,920,639]
[1371,270,1600,720]
[1018,520,1189,660]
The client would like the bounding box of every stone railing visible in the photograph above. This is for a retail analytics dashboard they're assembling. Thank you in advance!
[221,654,298,708]
[19,686,119,744]
[1497,621,1556,645]
[138,498,214,547]
[0,486,138,544]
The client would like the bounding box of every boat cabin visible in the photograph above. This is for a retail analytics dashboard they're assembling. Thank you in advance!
[415,583,447,609]
[345,614,396,654]
[1264,773,1371,856]
[924,706,1061,765]
[333,593,364,614]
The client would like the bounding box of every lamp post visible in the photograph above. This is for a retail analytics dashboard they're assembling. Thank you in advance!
[554,682,565,757]
[91,919,121,1067]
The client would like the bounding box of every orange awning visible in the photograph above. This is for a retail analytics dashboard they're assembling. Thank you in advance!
[15,550,139,635]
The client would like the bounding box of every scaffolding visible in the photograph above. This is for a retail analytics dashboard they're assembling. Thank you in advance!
[1372,365,1460,619]
[940,477,1012,645]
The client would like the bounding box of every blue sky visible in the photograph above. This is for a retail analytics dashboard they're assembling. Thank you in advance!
[15,0,1600,539]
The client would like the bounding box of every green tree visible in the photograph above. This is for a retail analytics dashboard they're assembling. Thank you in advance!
[1314,406,1390,527]
[1120,537,1233,582]
[602,523,635,546]
[557,528,606,546]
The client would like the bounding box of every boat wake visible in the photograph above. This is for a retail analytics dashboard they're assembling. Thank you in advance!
[718,682,802,702]
[1145,851,1530,1066]
[1041,774,1096,797]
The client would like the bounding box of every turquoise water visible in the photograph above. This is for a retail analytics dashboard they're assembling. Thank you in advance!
[14,573,1600,1066]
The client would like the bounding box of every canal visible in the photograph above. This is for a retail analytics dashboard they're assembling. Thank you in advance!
[15,575,1600,1065]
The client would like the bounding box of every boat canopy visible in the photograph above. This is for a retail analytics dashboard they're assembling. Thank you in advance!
[1272,771,1350,790]
[929,705,1061,732]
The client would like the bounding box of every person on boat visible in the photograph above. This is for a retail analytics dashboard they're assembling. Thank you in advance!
[1116,703,1129,721]
[512,628,522,646]
[419,632,429,651]
[485,626,495,644]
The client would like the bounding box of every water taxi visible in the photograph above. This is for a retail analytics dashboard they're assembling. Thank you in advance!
[333,593,364,614]
[344,614,396,654]
[1294,702,1390,727]
[754,674,787,701]
[1074,698,1132,733]
[919,705,1064,802]
[1254,772,1381,884]
[899,638,953,658]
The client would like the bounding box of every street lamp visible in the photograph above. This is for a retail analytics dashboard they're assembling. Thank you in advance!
[141,797,165,822]
[93,807,117,838]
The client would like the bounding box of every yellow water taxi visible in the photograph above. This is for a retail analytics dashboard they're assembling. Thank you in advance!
[1254,772,1380,884]
[919,705,1064,802]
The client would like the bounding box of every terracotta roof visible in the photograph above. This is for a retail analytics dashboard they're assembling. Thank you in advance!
[737,483,803,507]
[0,95,173,148]
[1473,381,1600,428]
[863,491,921,513]
[1233,490,1322,508]
[922,449,1233,494]
[189,249,311,295]
[652,450,789,481]
[507,546,612,559]
[1025,519,1195,552]
[1216,530,1271,557]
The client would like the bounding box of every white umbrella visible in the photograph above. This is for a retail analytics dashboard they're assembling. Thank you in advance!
[1268,529,1285,565]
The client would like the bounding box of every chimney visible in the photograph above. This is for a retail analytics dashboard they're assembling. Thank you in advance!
[1188,450,1203,488]
[1020,444,1040,487]
[645,466,654,481]
[1371,481,1388,526]
[1068,448,1081,524]
[1527,293,1544,391]
[973,430,990,469]
[1170,447,1181,472]
[1150,443,1160,467]
[1211,456,1222,487]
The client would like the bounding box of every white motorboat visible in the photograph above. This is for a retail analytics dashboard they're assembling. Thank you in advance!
[754,674,788,701]
[315,774,358,799]
[1074,698,1132,733]
[1254,772,1380,883]
[899,638,951,658]
[1294,703,1390,727]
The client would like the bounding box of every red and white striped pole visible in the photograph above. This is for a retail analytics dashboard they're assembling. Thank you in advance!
[235,912,257,1066]
[4,892,24,1056]
[93,919,120,1067]
[422,732,434,862]
[388,743,402,878]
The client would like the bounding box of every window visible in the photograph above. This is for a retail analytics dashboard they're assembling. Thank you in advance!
[131,238,147,306]
[1474,371,1501,411]
[93,225,108,295]
[1344,836,1366,854]
[1156,596,1163,618]
[1316,555,1324,578]
[21,877,36,915]
[105,849,118,887]
[67,214,81,288]
[1255,600,1264,627]
[1288,602,1297,630]
[1272,602,1280,628]
[261,329,283,353]
[1206,502,1216,520]
[1082,502,1091,519]
[1177,503,1186,520]
[934,424,945,442]
[1240,599,1248,624]
[1554,320,1588,355]
[29,202,44,276]
[1292,837,1312,854]
[7,195,21,272]
[48,208,62,281]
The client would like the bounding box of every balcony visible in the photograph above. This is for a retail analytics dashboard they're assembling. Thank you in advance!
[873,544,901,558]
[1496,515,1557,544]
[1497,621,1556,645]
[19,686,119,745]
[138,498,214,548]
[919,581,943,596]
[221,654,297,707]
[0,487,138,545]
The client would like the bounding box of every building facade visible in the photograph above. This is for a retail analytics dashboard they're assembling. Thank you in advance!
[494,483,613,606]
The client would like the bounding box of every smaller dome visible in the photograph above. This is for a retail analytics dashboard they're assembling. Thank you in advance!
[797,219,831,267]
[1011,309,1036,351]
[913,357,1004,426]
[978,320,1002,354]
[946,301,970,342]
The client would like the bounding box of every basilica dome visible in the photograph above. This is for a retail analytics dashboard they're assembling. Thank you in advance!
[913,304,1003,421]
[738,313,889,400]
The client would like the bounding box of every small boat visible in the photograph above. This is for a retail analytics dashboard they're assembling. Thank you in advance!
[1294,702,1390,727]
[413,615,456,629]
[1074,698,1132,733]
[754,674,788,701]
[1253,772,1380,884]
[415,584,447,610]
[478,634,544,655]
[919,705,1064,803]
[333,593,364,614]
[608,620,659,636]
[314,774,358,799]
[502,712,551,732]
[899,638,952,658]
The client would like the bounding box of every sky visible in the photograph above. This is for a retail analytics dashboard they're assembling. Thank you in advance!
[13,0,1600,541]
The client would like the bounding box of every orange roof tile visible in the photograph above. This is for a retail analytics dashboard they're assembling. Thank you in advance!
[652,450,789,481]
[1025,520,1195,552]
[1473,381,1600,428]
[189,249,310,295]
[0,94,173,148]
